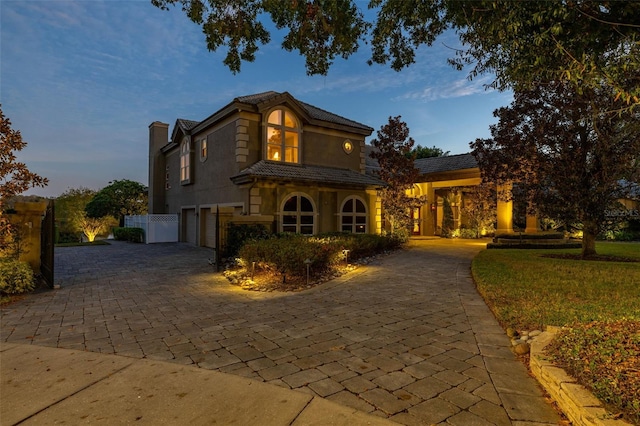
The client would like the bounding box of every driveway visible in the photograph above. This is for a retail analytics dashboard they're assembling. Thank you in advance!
[1,239,559,425]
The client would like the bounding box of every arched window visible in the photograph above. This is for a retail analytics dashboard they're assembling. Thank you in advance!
[266,108,300,163]
[180,137,191,184]
[281,193,315,234]
[341,197,367,233]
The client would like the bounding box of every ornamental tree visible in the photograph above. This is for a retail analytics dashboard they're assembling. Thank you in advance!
[1,106,48,257]
[470,81,640,257]
[369,116,427,237]
[151,0,640,110]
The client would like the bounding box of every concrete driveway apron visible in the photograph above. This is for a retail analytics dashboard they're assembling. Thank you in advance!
[1,239,560,425]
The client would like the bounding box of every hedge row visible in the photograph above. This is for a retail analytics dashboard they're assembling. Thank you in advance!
[237,233,402,282]
[113,227,144,243]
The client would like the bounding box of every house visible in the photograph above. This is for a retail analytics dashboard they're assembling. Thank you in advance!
[148,91,384,248]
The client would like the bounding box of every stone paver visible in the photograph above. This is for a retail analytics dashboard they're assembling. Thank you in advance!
[0,239,561,425]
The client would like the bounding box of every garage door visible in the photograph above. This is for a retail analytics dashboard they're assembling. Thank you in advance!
[183,209,196,244]
[202,209,216,248]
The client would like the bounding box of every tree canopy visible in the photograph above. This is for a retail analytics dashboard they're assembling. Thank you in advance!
[471,81,640,256]
[151,0,640,109]
[85,179,148,226]
[410,144,449,159]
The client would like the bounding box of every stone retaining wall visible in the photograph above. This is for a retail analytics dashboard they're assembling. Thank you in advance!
[530,329,632,426]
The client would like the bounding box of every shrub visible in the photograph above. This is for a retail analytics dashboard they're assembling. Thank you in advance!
[113,227,144,243]
[224,223,271,257]
[238,233,403,282]
[0,259,35,294]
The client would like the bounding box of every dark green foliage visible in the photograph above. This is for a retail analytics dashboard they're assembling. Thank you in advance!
[224,223,270,257]
[113,227,144,243]
[409,145,448,159]
[151,1,639,111]
[441,196,454,238]
[238,233,401,282]
[85,180,147,226]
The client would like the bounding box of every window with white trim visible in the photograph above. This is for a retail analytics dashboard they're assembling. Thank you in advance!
[180,138,191,184]
[341,197,367,233]
[266,109,300,163]
[281,194,314,235]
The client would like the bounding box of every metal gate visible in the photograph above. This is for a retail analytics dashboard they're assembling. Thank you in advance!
[40,199,54,288]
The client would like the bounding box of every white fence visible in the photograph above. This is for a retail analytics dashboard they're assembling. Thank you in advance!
[124,214,179,244]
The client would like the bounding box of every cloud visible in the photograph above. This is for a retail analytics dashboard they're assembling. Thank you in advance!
[392,75,494,102]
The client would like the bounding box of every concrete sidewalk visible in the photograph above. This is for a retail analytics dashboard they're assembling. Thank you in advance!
[1,343,394,425]
[1,239,561,425]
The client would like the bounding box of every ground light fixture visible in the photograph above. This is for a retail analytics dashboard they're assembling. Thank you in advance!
[304,258,312,285]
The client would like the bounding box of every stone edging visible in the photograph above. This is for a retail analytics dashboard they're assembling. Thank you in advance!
[529,328,633,426]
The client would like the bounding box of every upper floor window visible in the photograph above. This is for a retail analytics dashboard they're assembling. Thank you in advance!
[281,193,315,235]
[180,138,191,184]
[266,109,300,163]
[340,197,367,233]
[200,138,208,162]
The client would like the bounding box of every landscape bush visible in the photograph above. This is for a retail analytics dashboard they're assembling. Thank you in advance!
[113,227,144,243]
[224,223,271,257]
[0,259,35,294]
[238,233,402,282]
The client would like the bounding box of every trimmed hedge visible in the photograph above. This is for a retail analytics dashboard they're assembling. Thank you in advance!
[0,259,35,294]
[113,227,144,243]
[238,233,402,282]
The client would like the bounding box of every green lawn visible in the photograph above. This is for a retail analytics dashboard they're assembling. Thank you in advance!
[472,241,640,424]
[472,242,640,331]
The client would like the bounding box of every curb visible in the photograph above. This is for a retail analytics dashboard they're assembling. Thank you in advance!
[529,329,633,426]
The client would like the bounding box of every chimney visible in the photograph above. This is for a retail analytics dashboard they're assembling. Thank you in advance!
[148,121,169,213]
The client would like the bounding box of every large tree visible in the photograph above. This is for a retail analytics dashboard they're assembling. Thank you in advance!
[370,116,426,237]
[85,179,148,226]
[151,1,640,109]
[471,81,640,257]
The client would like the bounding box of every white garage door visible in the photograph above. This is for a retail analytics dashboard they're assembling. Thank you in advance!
[183,209,196,244]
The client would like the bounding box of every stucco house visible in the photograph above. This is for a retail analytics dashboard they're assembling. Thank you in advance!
[148,91,384,248]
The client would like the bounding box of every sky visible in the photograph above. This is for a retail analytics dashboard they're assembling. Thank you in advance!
[1,1,513,198]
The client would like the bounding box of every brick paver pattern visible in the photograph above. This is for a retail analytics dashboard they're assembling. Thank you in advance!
[1,239,559,425]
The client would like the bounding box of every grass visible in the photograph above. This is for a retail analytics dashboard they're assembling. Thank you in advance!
[472,242,640,331]
[472,241,640,424]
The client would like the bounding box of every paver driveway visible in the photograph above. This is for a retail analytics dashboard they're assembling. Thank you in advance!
[1,239,559,425]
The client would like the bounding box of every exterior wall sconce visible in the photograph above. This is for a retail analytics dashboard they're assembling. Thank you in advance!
[430,203,436,212]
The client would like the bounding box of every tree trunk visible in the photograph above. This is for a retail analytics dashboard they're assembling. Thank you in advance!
[581,220,598,258]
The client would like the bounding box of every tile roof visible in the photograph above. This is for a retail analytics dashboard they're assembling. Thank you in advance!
[176,119,199,131]
[231,160,385,188]
[414,153,478,174]
[235,91,373,132]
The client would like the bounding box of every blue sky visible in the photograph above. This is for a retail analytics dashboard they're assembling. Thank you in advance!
[2,1,512,198]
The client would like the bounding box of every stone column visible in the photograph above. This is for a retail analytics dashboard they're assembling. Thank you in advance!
[496,183,513,234]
